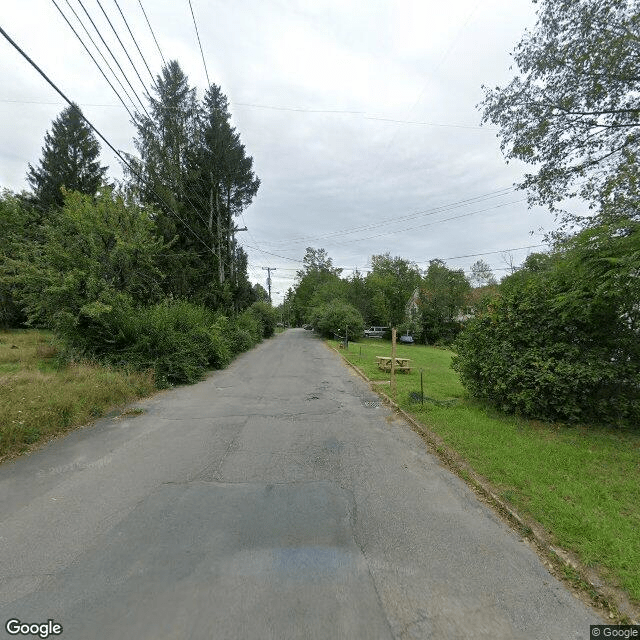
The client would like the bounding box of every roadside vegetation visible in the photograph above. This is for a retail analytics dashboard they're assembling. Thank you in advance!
[0,330,155,460]
[0,62,279,459]
[332,338,640,605]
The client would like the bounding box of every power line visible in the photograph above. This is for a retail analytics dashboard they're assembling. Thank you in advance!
[74,0,150,117]
[242,243,303,264]
[55,2,220,242]
[112,0,155,85]
[0,24,213,254]
[188,0,210,86]
[371,1,481,174]
[439,244,546,262]
[262,187,517,246]
[317,198,528,248]
[0,97,497,130]
[233,102,364,115]
[363,116,496,131]
[95,0,152,97]
[137,0,165,67]
[51,0,136,119]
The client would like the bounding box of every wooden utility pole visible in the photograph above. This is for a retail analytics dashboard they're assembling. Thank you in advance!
[390,327,397,399]
[262,267,276,303]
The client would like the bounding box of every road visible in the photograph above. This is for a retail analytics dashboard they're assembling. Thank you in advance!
[0,329,600,639]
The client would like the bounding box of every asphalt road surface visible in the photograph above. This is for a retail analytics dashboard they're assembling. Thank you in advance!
[0,329,601,639]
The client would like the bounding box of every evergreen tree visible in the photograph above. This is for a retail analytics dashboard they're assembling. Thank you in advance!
[128,62,260,308]
[189,83,260,292]
[26,103,107,212]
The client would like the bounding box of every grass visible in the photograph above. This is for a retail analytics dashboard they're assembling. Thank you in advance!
[0,329,155,461]
[331,338,640,606]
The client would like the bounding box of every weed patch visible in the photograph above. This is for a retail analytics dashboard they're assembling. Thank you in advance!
[1,330,155,460]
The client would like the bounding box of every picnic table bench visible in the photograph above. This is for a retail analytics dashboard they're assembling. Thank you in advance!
[376,356,412,373]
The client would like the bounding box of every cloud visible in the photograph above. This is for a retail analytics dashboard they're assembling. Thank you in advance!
[1,0,552,302]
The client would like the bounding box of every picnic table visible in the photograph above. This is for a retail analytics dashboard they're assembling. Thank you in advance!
[376,356,412,373]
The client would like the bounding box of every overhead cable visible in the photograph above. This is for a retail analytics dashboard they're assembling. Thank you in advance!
[51,0,136,119]
[74,0,150,117]
[112,0,155,85]
[137,0,165,66]
[187,0,210,86]
[95,0,152,97]
[263,187,517,246]
[318,199,528,247]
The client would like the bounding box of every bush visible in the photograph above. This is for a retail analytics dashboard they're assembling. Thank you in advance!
[310,300,364,339]
[248,301,278,338]
[452,219,640,426]
[12,189,165,328]
[226,311,261,356]
[53,296,280,388]
[56,296,232,387]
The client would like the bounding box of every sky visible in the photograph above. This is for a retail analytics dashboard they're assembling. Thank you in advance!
[1,0,560,304]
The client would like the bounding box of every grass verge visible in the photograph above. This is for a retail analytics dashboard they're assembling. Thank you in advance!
[331,338,640,612]
[1,329,155,461]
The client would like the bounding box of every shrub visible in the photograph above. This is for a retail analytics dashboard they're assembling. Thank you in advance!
[226,311,261,356]
[452,219,640,426]
[248,301,278,338]
[310,300,364,339]
[56,296,232,387]
[12,189,165,328]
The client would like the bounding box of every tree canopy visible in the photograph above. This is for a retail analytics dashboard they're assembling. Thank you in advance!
[365,254,422,328]
[418,260,471,344]
[12,187,165,328]
[480,0,640,223]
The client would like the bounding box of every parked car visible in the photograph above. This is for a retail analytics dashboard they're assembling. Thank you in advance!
[363,326,389,338]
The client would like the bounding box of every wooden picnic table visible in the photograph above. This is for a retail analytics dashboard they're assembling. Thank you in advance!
[376,356,412,373]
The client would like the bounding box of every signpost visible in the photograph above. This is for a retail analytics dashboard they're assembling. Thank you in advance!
[390,327,397,399]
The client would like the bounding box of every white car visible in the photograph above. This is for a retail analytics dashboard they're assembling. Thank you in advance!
[363,326,389,338]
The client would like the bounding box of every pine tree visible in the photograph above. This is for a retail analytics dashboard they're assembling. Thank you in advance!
[26,104,107,212]
[193,83,260,289]
[128,61,260,308]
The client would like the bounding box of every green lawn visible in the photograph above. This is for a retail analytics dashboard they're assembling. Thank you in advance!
[331,338,640,606]
[0,329,155,460]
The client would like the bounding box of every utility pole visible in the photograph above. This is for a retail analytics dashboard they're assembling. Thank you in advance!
[229,225,248,284]
[262,267,276,303]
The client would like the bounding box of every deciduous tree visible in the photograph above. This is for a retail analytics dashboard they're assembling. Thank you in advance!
[479,0,640,224]
[469,259,497,287]
[366,253,421,328]
[419,260,470,344]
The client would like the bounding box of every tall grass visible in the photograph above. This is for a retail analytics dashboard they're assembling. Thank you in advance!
[0,330,154,460]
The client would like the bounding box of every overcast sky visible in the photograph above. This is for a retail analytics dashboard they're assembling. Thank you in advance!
[1,0,559,304]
